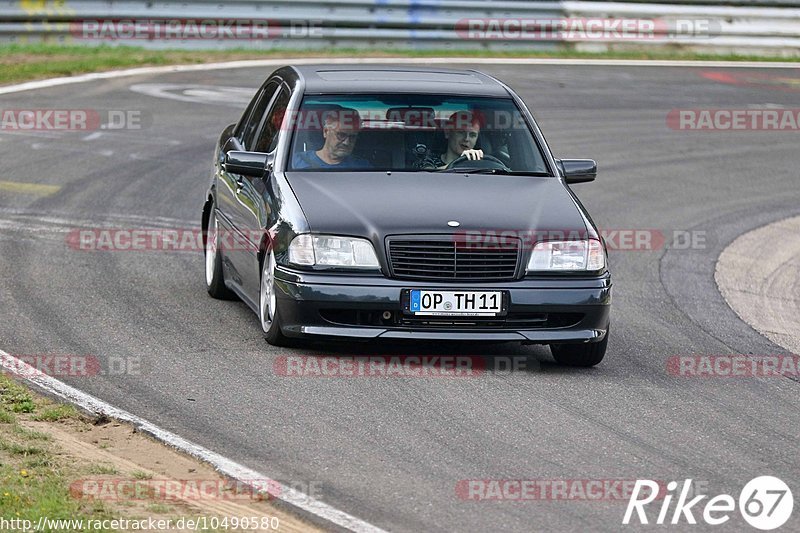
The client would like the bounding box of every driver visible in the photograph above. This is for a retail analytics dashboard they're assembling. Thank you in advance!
[415,110,484,169]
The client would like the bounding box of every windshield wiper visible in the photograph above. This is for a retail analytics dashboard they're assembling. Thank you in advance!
[450,168,552,176]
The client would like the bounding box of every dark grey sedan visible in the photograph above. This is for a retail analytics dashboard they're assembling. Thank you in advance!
[202,65,611,366]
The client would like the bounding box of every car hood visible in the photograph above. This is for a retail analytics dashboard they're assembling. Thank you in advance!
[284,171,589,239]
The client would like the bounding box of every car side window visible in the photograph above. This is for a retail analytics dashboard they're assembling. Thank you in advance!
[234,91,259,140]
[240,80,280,150]
[254,86,291,153]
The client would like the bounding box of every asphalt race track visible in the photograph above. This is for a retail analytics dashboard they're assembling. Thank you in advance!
[1,62,798,532]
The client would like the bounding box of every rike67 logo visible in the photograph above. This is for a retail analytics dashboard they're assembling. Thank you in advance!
[624,477,793,530]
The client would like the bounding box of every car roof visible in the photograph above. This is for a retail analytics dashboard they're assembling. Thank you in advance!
[288,65,511,97]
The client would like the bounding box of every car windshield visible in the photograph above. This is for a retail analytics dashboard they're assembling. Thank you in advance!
[287,94,550,174]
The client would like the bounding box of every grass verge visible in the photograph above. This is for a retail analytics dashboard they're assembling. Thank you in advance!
[1,373,317,532]
[1,43,798,85]
[0,374,117,531]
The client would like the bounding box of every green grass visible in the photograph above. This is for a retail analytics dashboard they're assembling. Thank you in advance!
[0,378,117,530]
[13,426,52,441]
[0,439,47,457]
[0,409,14,424]
[23,456,57,469]
[0,374,288,532]
[0,42,796,85]
[0,43,250,84]
[0,462,116,531]
[0,377,35,414]
[146,503,171,514]
[87,463,118,475]
[32,404,79,422]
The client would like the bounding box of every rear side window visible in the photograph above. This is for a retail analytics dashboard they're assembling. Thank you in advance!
[240,80,279,150]
[254,86,291,153]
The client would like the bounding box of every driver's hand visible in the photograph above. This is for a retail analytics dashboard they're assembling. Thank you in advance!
[462,149,484,161]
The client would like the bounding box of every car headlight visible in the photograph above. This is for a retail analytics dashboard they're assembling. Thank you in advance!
[288,234,380,269]
[526,239,605,272]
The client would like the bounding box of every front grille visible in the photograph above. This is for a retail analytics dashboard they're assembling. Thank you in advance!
[387,237,520,281]
[398,312,583,329]
[318,309,584,330]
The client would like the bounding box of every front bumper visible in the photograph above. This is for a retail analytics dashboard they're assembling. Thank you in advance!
[274,267,611,344]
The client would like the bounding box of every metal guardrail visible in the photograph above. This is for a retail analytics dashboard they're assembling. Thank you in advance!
[1,1,564,22]
[564,1,800,54]
[590,0,800,5]
[0,0,798,55]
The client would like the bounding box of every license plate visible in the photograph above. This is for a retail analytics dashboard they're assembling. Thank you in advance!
[407,290,504,316]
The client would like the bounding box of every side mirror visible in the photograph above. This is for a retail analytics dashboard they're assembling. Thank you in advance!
[557,159,597,184]
[224,151,271,177]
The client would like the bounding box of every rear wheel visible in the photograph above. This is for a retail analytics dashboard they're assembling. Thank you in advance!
[205,204,235,300]
[260,251,291,346]
[550,327,609,367]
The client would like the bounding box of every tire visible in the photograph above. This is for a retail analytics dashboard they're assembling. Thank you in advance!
[550,327,609,367]
[205,204,236,300]
[259,250,291,346]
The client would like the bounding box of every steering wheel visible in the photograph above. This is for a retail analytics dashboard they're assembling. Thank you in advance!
[445,153,511,171]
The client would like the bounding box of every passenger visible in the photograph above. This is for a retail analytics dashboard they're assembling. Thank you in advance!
[415,110,484,169]
[292,108,371,169]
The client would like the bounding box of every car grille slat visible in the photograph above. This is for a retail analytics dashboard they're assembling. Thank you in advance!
[393,258,455,264]
[388,236,520,281]
[392,254,455,260]
[392,244,456,250]
[393,266,456,273]
[392,249,455,254]
[456,254,518,259]
[458,259,518,262]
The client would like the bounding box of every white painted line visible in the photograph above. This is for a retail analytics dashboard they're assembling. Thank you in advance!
[0,206,193,227]
[0,57,798,96]
[129,83,253,106]
[0,349,387,533]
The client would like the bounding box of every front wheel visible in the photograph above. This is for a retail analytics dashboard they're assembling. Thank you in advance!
[260,251,291,346]
[550,327,609,367]
[205,204,235,300]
